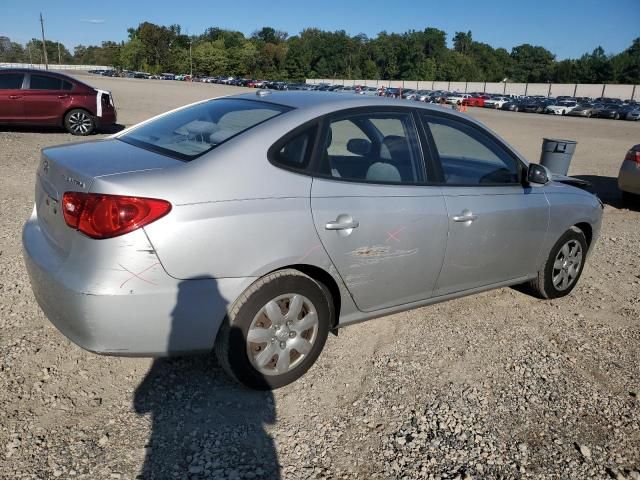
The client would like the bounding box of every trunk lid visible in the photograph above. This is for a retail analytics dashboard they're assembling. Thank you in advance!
[35,139,181,256]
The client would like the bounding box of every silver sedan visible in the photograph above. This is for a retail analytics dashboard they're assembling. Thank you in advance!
[23,91,603,389]
[618,144,640,203]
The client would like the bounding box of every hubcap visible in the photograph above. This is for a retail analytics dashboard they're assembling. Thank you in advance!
[552,240,583,291]
[246,294,319,376]
[68,112,92,134]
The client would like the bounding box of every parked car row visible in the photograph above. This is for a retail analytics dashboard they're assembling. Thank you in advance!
[86,70,640,121]
[497,95,640,120]
[305,85,640,121]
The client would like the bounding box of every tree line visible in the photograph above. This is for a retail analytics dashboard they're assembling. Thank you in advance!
[1,23,639,84]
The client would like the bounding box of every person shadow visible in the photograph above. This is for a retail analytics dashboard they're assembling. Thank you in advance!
[133,279,281,479]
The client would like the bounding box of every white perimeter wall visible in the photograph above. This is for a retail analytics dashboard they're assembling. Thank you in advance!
[307,78,639,100]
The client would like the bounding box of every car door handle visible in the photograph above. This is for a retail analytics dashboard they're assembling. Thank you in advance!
[452,212,478,222]
[325,220,360,230]
[8,95,22,99]
[57,94,69,99]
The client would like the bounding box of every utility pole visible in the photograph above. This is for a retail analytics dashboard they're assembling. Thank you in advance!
[28,44,33,66]
[189,39,193,79]
[39,12,48,70]
[57,42,61,65]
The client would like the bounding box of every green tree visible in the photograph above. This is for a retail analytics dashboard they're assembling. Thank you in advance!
[453,31,473,54]
[509,44,555,82]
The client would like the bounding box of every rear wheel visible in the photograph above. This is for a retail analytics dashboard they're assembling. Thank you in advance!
[64,109,95,136]
[215,269,332,389]
[528,227,587,299]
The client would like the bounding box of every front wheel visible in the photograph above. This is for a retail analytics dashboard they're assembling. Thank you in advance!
[215,269,332,389]
[528,227,587,299]
[64,109,95,135]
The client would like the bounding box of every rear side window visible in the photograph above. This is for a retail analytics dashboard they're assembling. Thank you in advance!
[62,81,73,91]
[272,126,317,169]
[0,73,24,89]
[121,99,290,161]
[30,75,63,90]
[423,116,520,185]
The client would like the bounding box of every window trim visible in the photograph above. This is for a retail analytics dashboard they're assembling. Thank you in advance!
[420,112,526,187]
[311,106,431,187]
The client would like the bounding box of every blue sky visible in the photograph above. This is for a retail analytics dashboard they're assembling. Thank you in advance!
[2,0,638,59]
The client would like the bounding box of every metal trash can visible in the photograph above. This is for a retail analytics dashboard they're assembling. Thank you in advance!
[539,138,577,175]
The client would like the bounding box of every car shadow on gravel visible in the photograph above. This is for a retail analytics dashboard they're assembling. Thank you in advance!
[573,175,640,211]
[133,280,281,479]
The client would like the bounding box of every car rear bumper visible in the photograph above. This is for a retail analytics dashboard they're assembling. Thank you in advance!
[95,110,117,126]
[22,207,254,356]
[618,160,640,194]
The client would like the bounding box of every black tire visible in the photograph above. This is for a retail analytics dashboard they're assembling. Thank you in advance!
[215,269,332,390]
[64,109,95,136]
[528,227,588,299]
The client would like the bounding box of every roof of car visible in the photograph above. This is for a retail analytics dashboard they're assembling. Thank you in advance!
[0,68,95,89]
[234,90,452,113]
[0,68,74,77]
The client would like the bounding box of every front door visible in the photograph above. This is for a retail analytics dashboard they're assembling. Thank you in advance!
[311,109,448,312]
[0,72,26,121]
[421,114,549,296]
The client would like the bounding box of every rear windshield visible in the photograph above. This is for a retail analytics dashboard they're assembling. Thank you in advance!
[120,98,291,160]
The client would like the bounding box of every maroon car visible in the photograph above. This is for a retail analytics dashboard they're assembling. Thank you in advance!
[0,69,116,135]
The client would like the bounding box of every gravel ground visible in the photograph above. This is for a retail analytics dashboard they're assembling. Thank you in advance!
[1,75,639,480]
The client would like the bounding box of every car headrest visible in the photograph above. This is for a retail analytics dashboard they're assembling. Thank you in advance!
[366,162,401,183]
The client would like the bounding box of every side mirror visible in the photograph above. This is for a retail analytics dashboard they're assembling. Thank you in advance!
[527,163,549,185]
[346,138,372,156]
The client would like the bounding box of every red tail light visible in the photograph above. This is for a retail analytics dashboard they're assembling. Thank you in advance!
[62,192,171,239]
[624,149,640,164]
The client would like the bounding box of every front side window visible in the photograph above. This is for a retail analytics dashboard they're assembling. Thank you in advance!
[0,73,24,89]
[29,75,63,90]
[321,112,424,184]
[120,99,290,160]
[424,116,520,185]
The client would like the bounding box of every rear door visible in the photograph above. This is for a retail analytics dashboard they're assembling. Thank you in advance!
[22,73,74,123]
[421,113,549,295]
[0,72,26,121]
[311,108,448,312]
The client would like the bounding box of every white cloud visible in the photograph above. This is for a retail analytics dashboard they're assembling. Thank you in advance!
[80,18,106,24]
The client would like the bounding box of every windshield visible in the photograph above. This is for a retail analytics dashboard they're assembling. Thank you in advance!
[120,98,290,160]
